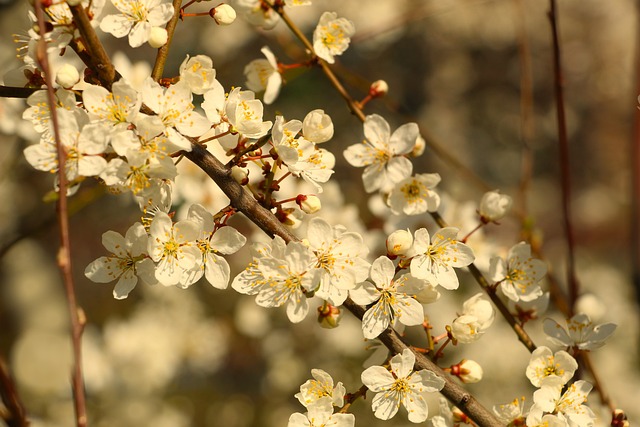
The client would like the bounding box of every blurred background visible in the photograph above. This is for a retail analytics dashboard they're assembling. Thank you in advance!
[0,0,638,426]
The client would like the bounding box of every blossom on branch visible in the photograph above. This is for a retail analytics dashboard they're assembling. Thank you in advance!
[350,256,427,339]
[100,0,174,48]
[409,227,475,290]
[344,114,419,193]
[361,349,445,423]
[312,11,355,64]
[85,223,157,299]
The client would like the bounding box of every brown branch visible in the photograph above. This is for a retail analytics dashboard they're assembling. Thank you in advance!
[183,141,501,427]
[34,3,87,427]
[0,355,29,427]
[0,86,39,99]
[151,0,183,81]
[548,0,579,314]
[68,4,115,89]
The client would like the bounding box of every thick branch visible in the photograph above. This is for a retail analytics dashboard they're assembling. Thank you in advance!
[68,4,115,89]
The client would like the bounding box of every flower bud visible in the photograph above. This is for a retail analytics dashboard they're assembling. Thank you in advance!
[302,109,334,143]
[386,229,413,256]
[296,194,321,214]
[450,359,483,383]
[148,26,168,48]
[231,166,249,185]
[211,4,236,25]
[410,134,425,157]
[479,190,512,223]
[369,79,388,98]
[55,63,80,88]
[317,303,342,329]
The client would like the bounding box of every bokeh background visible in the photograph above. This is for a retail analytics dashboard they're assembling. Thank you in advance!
[0,0,638,426]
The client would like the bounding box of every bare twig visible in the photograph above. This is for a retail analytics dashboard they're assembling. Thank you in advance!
[548,0,579,314]
[513,0,535,225]
[0,355,29,427]
[33,3,87,427]
[151,0,184,81]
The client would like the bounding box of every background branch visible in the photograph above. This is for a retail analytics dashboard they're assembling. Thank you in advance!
[34,3,87,426]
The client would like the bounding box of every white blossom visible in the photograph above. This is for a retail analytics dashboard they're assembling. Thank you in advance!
[312,11,355,64]
[479,190,512,222]
[543,313,616,351]
[409,227,475,290]
[526,346,578,388]
[85,223,157,299]
[100,0,174,48]
[450,293,495,344]
[302,109,333,144]
[361,349,444,423]
[350,257,426,339]
[295,369,346,408]
[387,173,441,215]
[490,242,546,302]
[179,55,217,95]
[141,78,211,151]
[344,114,418,193]
[147,212,202,287]
[244,46,281,105]
[180,204,247,289]
[529,380,595,427]
[83,80,141,127]
[288,397,354,427]
[306,217,370,306]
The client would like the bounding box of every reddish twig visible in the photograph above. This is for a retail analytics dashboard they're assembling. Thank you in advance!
[548,0,579,314]
[151,0,184,80]
[0,355,29,427]
[33,2,88,427]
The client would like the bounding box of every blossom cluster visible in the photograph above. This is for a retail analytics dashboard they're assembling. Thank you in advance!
[6,1,626,426]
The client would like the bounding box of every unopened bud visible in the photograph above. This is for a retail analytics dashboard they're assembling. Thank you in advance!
[386,229,413,256]
[317,303,342,329]
[148,27,168,48]
[296,194,321,214]
[450,359,483,383]
[612,409,629,427]
[410,134,425,157]
[231,166,249,185]
[369,79,388,98]
[479,190,512,223]
[55,63,80,88]
[211,4,236,25]
[302,109,333,143]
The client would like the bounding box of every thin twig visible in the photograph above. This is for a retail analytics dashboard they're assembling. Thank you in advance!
[0,86,39,99]
[0,355,29,427]
[34,3,87,427]
[151,0,184,81]
[513,0,535,226]
[268,2,365,122]
[548,0,579,314]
